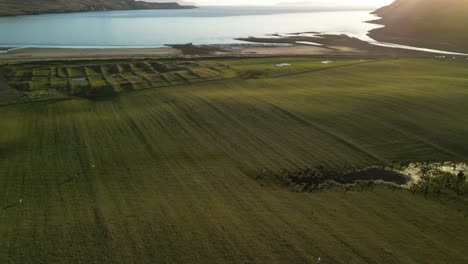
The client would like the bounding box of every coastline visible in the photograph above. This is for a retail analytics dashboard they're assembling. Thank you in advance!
[3,31,468,64]
[0,38,455,64]
[0,7,197,18]
[0,47,183,63]
[367,12,468,54]
[368,28,468,55]
[367,0,468,54]
[3,23,467,64]
[0,45,412,64]
[0,1,196,17]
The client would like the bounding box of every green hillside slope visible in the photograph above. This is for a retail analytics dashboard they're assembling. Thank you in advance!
[370,0,468,53]
[0,0,195,16]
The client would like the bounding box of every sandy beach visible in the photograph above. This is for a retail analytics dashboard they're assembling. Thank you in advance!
[0,45,347,63]
[0,47,183,63]
[236,45,361,56]
[0,42,429,64]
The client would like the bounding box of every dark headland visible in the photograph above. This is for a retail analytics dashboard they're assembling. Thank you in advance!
[369,0,468,53]
[0,0,196,17]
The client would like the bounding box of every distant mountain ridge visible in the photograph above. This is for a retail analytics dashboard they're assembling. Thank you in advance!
[277,1,379,8]
[0,0,196,17]
[277,1,336,6]
[139,0,197,6]
[369,0,468,53]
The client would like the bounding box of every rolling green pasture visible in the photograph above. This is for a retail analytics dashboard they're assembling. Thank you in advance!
[1,58,468,263]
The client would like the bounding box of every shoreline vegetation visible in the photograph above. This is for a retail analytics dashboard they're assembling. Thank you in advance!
[369,0,468,54]
[0,0,196,17]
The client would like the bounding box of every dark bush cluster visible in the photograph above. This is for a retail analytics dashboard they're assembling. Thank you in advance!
[257,165,409,193]
[85,84,116,100]
[239,70,267,79]
[410,168,467,197]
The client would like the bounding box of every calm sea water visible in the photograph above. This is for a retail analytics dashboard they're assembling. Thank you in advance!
[0,6,381,48]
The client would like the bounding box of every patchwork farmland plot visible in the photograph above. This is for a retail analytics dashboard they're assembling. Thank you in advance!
[0,60,237,99]
[0,58,370,101]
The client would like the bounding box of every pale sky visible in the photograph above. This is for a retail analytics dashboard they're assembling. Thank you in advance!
[192,0,394,6]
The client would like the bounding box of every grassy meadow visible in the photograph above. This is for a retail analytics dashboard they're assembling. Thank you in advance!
[1,57,468,263]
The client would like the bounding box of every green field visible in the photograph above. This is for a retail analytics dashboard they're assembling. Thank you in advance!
[1,57,468,263]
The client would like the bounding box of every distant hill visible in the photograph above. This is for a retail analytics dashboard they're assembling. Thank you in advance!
[140,0,197,6]
[277,1,335,6]
[369,0,468,53]
[0,0,196,17]
[276,1,379,8]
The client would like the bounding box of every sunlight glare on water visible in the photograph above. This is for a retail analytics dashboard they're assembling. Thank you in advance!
[0,7,380,48]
